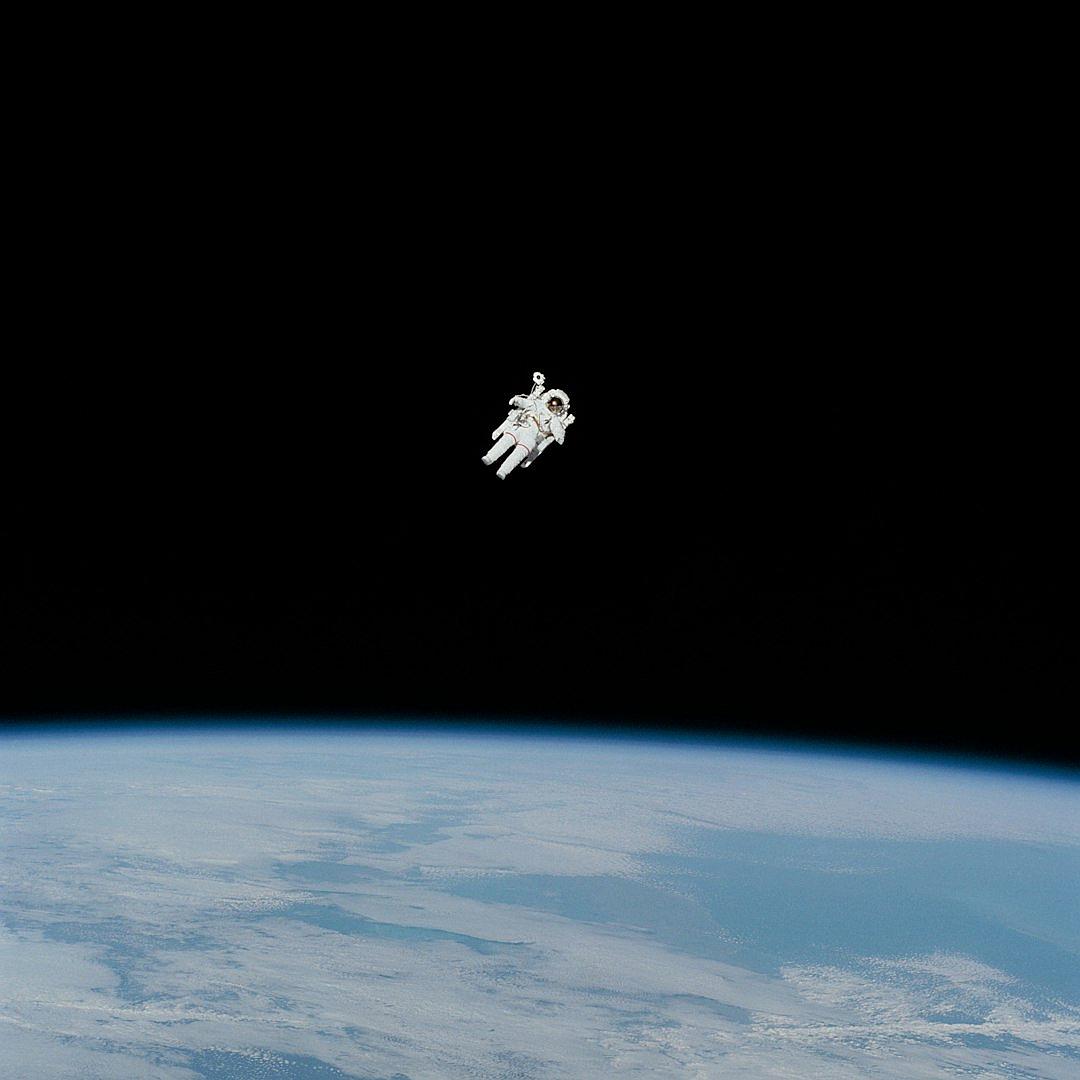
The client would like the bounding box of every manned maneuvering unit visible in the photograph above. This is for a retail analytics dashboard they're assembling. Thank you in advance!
[482,372,575,479]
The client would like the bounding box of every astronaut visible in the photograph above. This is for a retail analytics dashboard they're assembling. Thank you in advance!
[482,371,575,479]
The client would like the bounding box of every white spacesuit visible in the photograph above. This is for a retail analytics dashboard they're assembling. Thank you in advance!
[482,372,575,479]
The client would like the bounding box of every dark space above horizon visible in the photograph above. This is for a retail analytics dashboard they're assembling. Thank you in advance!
[2,361,1076,765]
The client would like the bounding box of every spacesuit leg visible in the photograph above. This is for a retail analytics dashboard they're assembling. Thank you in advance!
[482,432,516,466]
[496,444,531,479]
[521,436,553,468]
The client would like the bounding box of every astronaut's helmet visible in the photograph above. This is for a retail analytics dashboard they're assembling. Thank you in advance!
[542,389,570,414]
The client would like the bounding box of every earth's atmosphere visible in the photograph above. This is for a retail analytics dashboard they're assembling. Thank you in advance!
[1,729,1078,1079]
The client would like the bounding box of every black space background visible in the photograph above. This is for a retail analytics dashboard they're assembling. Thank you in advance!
[2,77,1076,766]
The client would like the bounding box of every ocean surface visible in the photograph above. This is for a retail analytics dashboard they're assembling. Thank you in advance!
[1,729,1078,1078]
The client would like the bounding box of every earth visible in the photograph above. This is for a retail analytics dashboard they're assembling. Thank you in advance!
[1,729,1078,1079]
